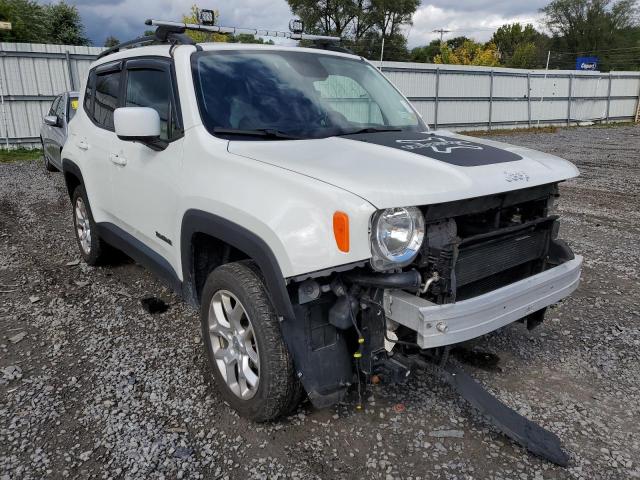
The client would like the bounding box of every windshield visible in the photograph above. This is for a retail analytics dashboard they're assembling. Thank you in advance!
[192,50,427,139]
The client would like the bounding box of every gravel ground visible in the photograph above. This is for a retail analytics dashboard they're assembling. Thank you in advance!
[1,124,639,479]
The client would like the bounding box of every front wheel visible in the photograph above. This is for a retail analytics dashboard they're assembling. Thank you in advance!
[200,261,301,421]
[71,185,108,265]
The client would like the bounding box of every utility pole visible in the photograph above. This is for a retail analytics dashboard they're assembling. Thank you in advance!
[432,28,450,43]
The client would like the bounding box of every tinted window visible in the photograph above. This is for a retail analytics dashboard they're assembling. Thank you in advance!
[84,71,95,114]
[94,71,121,130]
[125,68,174,140]
[48,96,61,116]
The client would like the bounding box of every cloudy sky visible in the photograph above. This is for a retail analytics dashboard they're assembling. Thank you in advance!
[49,0,551,48]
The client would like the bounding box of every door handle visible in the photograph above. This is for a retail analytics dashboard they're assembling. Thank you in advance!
[77,140,89,151]
[109,153,127,166]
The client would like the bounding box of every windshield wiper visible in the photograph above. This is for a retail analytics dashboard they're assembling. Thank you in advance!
[334,127,403,136]
[213,127,301,140]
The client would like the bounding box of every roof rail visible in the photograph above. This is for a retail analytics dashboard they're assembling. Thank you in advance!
[96,24,196,60]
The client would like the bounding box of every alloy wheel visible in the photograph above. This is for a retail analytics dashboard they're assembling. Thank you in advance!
[74,197,92,255]
[207,290,260,400]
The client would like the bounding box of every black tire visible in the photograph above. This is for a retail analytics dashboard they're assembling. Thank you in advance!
[42,139,57,172]
[71,185,108,265]
[200,261,300,422]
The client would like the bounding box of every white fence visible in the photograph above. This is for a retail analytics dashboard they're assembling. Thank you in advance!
[381,61,640,130]
[0,42,639,148]
[0,43,103,148]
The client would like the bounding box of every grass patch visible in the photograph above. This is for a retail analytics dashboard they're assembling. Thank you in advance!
[462,126,558,137]
[0,148,41,164]
[462,121,638,137]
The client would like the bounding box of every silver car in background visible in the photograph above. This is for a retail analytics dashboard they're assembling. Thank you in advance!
[40,91,79,172]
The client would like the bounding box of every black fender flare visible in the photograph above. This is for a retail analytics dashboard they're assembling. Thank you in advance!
[61,158,84,198]
[180,209,295,320]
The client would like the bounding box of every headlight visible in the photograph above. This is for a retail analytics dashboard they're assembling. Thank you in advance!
[370,207,425,271]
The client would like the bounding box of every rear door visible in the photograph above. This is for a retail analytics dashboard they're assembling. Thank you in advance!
[110,57,184,270]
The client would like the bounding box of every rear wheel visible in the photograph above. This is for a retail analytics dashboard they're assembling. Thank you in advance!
[200,261,301,421]
[71,185,108,265]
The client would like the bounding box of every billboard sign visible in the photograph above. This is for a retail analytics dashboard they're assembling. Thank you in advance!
[576,56,599,71]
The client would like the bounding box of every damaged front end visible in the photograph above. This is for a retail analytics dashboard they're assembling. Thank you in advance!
[281,182,581,465]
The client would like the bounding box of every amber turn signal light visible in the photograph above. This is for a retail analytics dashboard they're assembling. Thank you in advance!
[333,211,350,253]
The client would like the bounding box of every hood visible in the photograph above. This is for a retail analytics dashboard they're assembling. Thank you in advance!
[228,130,579,209]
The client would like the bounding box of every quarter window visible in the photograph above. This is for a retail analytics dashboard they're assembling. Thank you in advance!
[84,71,95,113]
[94,70,121,130]
[125,68,177,141]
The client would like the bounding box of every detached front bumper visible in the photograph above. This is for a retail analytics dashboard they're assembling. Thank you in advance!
[383,256,583,349]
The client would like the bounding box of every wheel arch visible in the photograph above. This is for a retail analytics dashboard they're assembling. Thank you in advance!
[61,158,84,199]
[180,209,295,320]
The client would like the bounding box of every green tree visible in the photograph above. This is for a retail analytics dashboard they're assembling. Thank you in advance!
[410,39,440,63]
[435,40,501,66]
[446,36,471,50]
[0,0,89,45]
[44,1,89,45]
[0,0,47,43]
[509,42,539,68]
[541,0,637,52]
[491,23,550,67]
[350,31,409,61]
[287,0,418,60]
[287,0,369,38]
[104,35,119,48]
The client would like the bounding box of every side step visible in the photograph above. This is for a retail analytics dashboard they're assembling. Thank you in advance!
[413,356,569,466]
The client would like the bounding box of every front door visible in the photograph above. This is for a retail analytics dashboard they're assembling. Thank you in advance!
[110,58,184,273]
[77,64,122,224]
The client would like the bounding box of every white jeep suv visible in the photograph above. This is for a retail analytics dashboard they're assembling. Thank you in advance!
[61,30,582,422]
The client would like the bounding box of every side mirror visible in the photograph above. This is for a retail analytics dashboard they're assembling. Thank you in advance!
[114,107,161,145]
[44,115,59,127]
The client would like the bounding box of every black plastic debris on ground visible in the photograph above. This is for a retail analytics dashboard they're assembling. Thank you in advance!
[140,297,169,314]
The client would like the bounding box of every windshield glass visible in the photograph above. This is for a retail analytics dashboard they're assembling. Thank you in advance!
[192,50,427,139]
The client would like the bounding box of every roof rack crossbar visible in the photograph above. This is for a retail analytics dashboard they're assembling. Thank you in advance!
[144,19,341,42]
[96,19,342,61]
